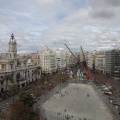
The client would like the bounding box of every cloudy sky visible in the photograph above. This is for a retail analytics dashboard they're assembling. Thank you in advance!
[0,0,120,53]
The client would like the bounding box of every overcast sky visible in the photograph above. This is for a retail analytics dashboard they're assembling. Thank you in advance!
[0,0,120,53]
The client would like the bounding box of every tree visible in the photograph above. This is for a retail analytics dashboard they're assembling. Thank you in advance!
[8,91,39,120]
[9,100,33,120]
[19,92,35,107]
[9,84,19,103]
[33,66,41,81]
[2,74,13,91]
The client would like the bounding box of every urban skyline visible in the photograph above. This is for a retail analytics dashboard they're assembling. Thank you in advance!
[0,0,120,53]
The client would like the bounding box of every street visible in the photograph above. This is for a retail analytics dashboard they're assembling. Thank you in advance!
[0,94,19,111]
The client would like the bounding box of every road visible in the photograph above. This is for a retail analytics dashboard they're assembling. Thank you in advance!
[90,82,120,120]
[0,94,19,111]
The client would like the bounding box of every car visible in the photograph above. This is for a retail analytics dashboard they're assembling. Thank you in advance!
[30,94,36,99]
[104,90,112,95]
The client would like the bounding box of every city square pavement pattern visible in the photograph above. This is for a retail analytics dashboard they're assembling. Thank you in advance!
[42,83,113,120]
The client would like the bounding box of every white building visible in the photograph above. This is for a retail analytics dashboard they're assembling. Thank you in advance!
[95,51,106,73]
[71,52,78,66]
[0,33,41,92]
[65,51,72,68]
[87,52,94,69]
[40,46,57,74]
[55,49,66,71]
[64,51,78,68]
[31,53,40,65]
[79,48,84,63]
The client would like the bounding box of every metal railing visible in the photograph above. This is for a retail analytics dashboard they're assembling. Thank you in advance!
[38,106,93,120]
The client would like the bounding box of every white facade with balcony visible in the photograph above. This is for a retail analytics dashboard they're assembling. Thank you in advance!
[95,51,106,73]
[40,46,57,74]
[55,49,66,71]
[87,52,94,69]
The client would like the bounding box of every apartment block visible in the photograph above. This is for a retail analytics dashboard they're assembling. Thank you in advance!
[105,49,120,74]
[40,46,57,74]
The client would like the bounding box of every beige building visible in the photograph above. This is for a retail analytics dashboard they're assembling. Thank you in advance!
[31,53,40,65]
[0,34,41,92]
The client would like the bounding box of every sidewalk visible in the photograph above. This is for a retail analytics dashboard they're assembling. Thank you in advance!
[91,82,120,120]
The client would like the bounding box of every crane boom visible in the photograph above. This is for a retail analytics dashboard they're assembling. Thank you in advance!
[65,44,92,80]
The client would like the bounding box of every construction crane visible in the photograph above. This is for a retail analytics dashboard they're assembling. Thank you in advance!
[80,46,93,79]
[65,44,93,80]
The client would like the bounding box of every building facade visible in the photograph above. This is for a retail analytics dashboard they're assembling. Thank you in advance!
[95,51,106,73]
[0,34,41,92]
[55,49,66,71]
[87,52,94,69]
[65,52,72,68]
[40,46,57,74]
[105,49,120,74]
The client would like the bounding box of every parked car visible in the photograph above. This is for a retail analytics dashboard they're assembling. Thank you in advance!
[104,91,112,95]
[97,85,105,89]
[30,94,36,99]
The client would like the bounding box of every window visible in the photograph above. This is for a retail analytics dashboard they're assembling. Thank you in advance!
[10,64,13,69]
[1,81,3,85]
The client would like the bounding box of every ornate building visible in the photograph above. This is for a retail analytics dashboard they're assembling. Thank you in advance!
[0,33,41,92]
[40,46,57,74]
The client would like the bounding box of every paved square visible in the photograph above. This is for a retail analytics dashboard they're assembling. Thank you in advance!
[42,83,113,120]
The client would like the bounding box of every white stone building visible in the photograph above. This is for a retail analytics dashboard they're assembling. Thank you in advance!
[71,52,78,66]
[95,51,106,73]
[87,52,94,69]
[0,34,41,92]
[55,49,66,71]
[65,51,72,68]
[40,46,57,74]
[79,48,84,63]
[64,51,78,68]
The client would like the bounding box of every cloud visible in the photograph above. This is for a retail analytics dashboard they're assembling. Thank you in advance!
[89,8,115,19]
[89,0,120,7]
[0,9,13,25]
[0,0,120,53]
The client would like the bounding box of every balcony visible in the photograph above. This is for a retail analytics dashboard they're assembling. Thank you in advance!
[0,65,39,73]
